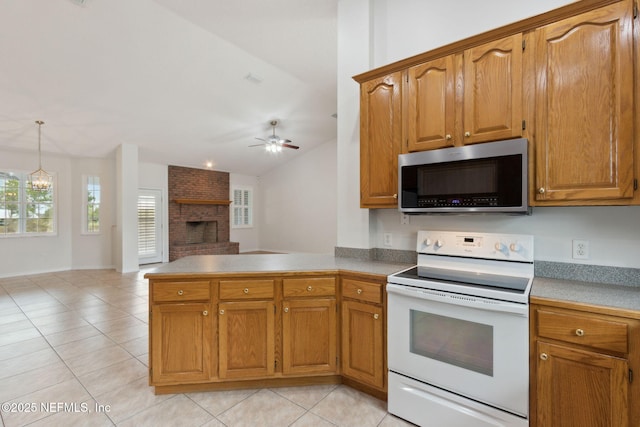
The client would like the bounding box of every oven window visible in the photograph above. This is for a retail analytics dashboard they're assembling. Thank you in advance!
[410,310,493,376]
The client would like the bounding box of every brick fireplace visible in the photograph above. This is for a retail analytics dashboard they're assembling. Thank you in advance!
[168,166,239,261]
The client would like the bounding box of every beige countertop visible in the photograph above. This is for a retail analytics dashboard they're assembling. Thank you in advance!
[143,253,413,279]
[144,253,640,315]
[531,276,640,315]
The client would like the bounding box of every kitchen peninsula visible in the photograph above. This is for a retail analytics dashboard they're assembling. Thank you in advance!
[144,253,411,399]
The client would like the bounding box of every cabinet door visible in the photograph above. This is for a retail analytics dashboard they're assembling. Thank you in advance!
[218,301,275,379]
[534,1,634,202]
[341,299,384,389]
[463,33,523,144]
[536,341,628,427]
[360,71,403,208]
[407,55,457,151]
[150,303,212,384]
[282,299,337,376]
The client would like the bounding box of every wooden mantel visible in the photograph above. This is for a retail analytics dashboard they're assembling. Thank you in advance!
[172,199,232,205]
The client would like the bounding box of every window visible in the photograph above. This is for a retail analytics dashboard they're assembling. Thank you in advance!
[232,186,253,228]
[0,170,56,236]
[83,175,101,234]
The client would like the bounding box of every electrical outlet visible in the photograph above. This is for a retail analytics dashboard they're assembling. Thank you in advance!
[383,233,393,247]
[572,240,589,259]
[400,213,410,225]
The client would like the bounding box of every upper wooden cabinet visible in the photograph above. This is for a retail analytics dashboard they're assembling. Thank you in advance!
[360,71,403,208]
[407,55,457,151]
[407,34,523,151]
[463,34,523,144]
[533,0,635,203]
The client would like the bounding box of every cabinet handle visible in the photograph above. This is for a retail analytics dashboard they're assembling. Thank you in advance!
[445,134,452,140]
[307,286,313,292]
[538,187,545,194]
[540,353,548,361]
[284,307,289,313]
[393,193,398,199]
[202,310,208,316]
[243,288,249,294]
[219,309,225,315]
[357,289,363,295]
[373,313,379,320]
[464,131,471,137]
[575,328,585,337]
[177,290,184,296]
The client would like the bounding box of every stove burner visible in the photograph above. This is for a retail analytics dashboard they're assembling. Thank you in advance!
[393,266,530,295]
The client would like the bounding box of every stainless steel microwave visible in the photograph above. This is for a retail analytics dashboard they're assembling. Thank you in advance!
[398,138,529,214]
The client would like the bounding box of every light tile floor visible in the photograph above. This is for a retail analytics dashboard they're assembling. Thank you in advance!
[0,268,414,427]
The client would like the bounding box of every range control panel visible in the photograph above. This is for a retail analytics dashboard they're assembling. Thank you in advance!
[416,230,534,262]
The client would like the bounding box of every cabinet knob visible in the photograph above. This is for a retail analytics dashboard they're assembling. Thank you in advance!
[357,289,363,295]
[202,310,208,316]
[445,134,452,140]
[284,307,289,313]
[177,290,184,296]
[307,286,313,292]
[464,131,471,137]
[243,288,249,294]
[538,187,545,194]
[393,193,398,199]
[540,353,548,361]
[373,313,379,320]
[575,328,585,337]
[219,309,225,315]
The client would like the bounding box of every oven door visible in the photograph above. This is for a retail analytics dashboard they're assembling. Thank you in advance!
[386,283,529,418]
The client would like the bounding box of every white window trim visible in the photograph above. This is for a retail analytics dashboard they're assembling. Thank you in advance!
[0,169,57,238]
[231,186,253,229]
[81,174,101,235]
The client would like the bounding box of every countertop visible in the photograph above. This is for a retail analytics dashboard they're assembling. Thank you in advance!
[531,276,640,316]
[143,253,413,278]
[144,253,640,315]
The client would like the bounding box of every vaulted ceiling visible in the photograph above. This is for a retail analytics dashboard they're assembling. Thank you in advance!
[0,0,337,176]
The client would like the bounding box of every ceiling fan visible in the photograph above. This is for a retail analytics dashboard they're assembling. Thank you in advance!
[249,120,299,153]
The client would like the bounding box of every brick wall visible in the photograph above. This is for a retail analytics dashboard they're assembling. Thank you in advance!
[168,165,239,261]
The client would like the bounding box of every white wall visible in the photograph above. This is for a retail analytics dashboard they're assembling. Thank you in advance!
[258,139,337,253]
[0,149,121,277]
[337,0,640,269]
[230,173,260,252]
[337,0,373,250]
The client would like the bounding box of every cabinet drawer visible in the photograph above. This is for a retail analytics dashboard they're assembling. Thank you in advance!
[219,279,274,300]
[283,277,336,298]
[537,309,628,354]
[341,278,382,304]
[152,281,211,303]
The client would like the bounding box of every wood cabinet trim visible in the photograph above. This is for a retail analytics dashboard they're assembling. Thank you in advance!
[353,0,622,83]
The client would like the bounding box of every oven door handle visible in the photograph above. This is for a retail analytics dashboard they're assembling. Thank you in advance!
[386,283,528,316]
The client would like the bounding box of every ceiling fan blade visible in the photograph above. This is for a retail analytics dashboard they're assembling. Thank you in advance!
[248,143,265,147]
[255,137,266,142]
[282,143,300,150]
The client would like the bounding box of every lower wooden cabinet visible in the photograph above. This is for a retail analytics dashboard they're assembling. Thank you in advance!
[150,302,213,384]
[530,301,640,427]
[283,298,337,375]
[148,273,387,398]
[218,300,275,379]
[340,275,386,393]
[341,299,384,389]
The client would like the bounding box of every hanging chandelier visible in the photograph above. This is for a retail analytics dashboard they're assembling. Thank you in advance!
[29,120,52,191]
